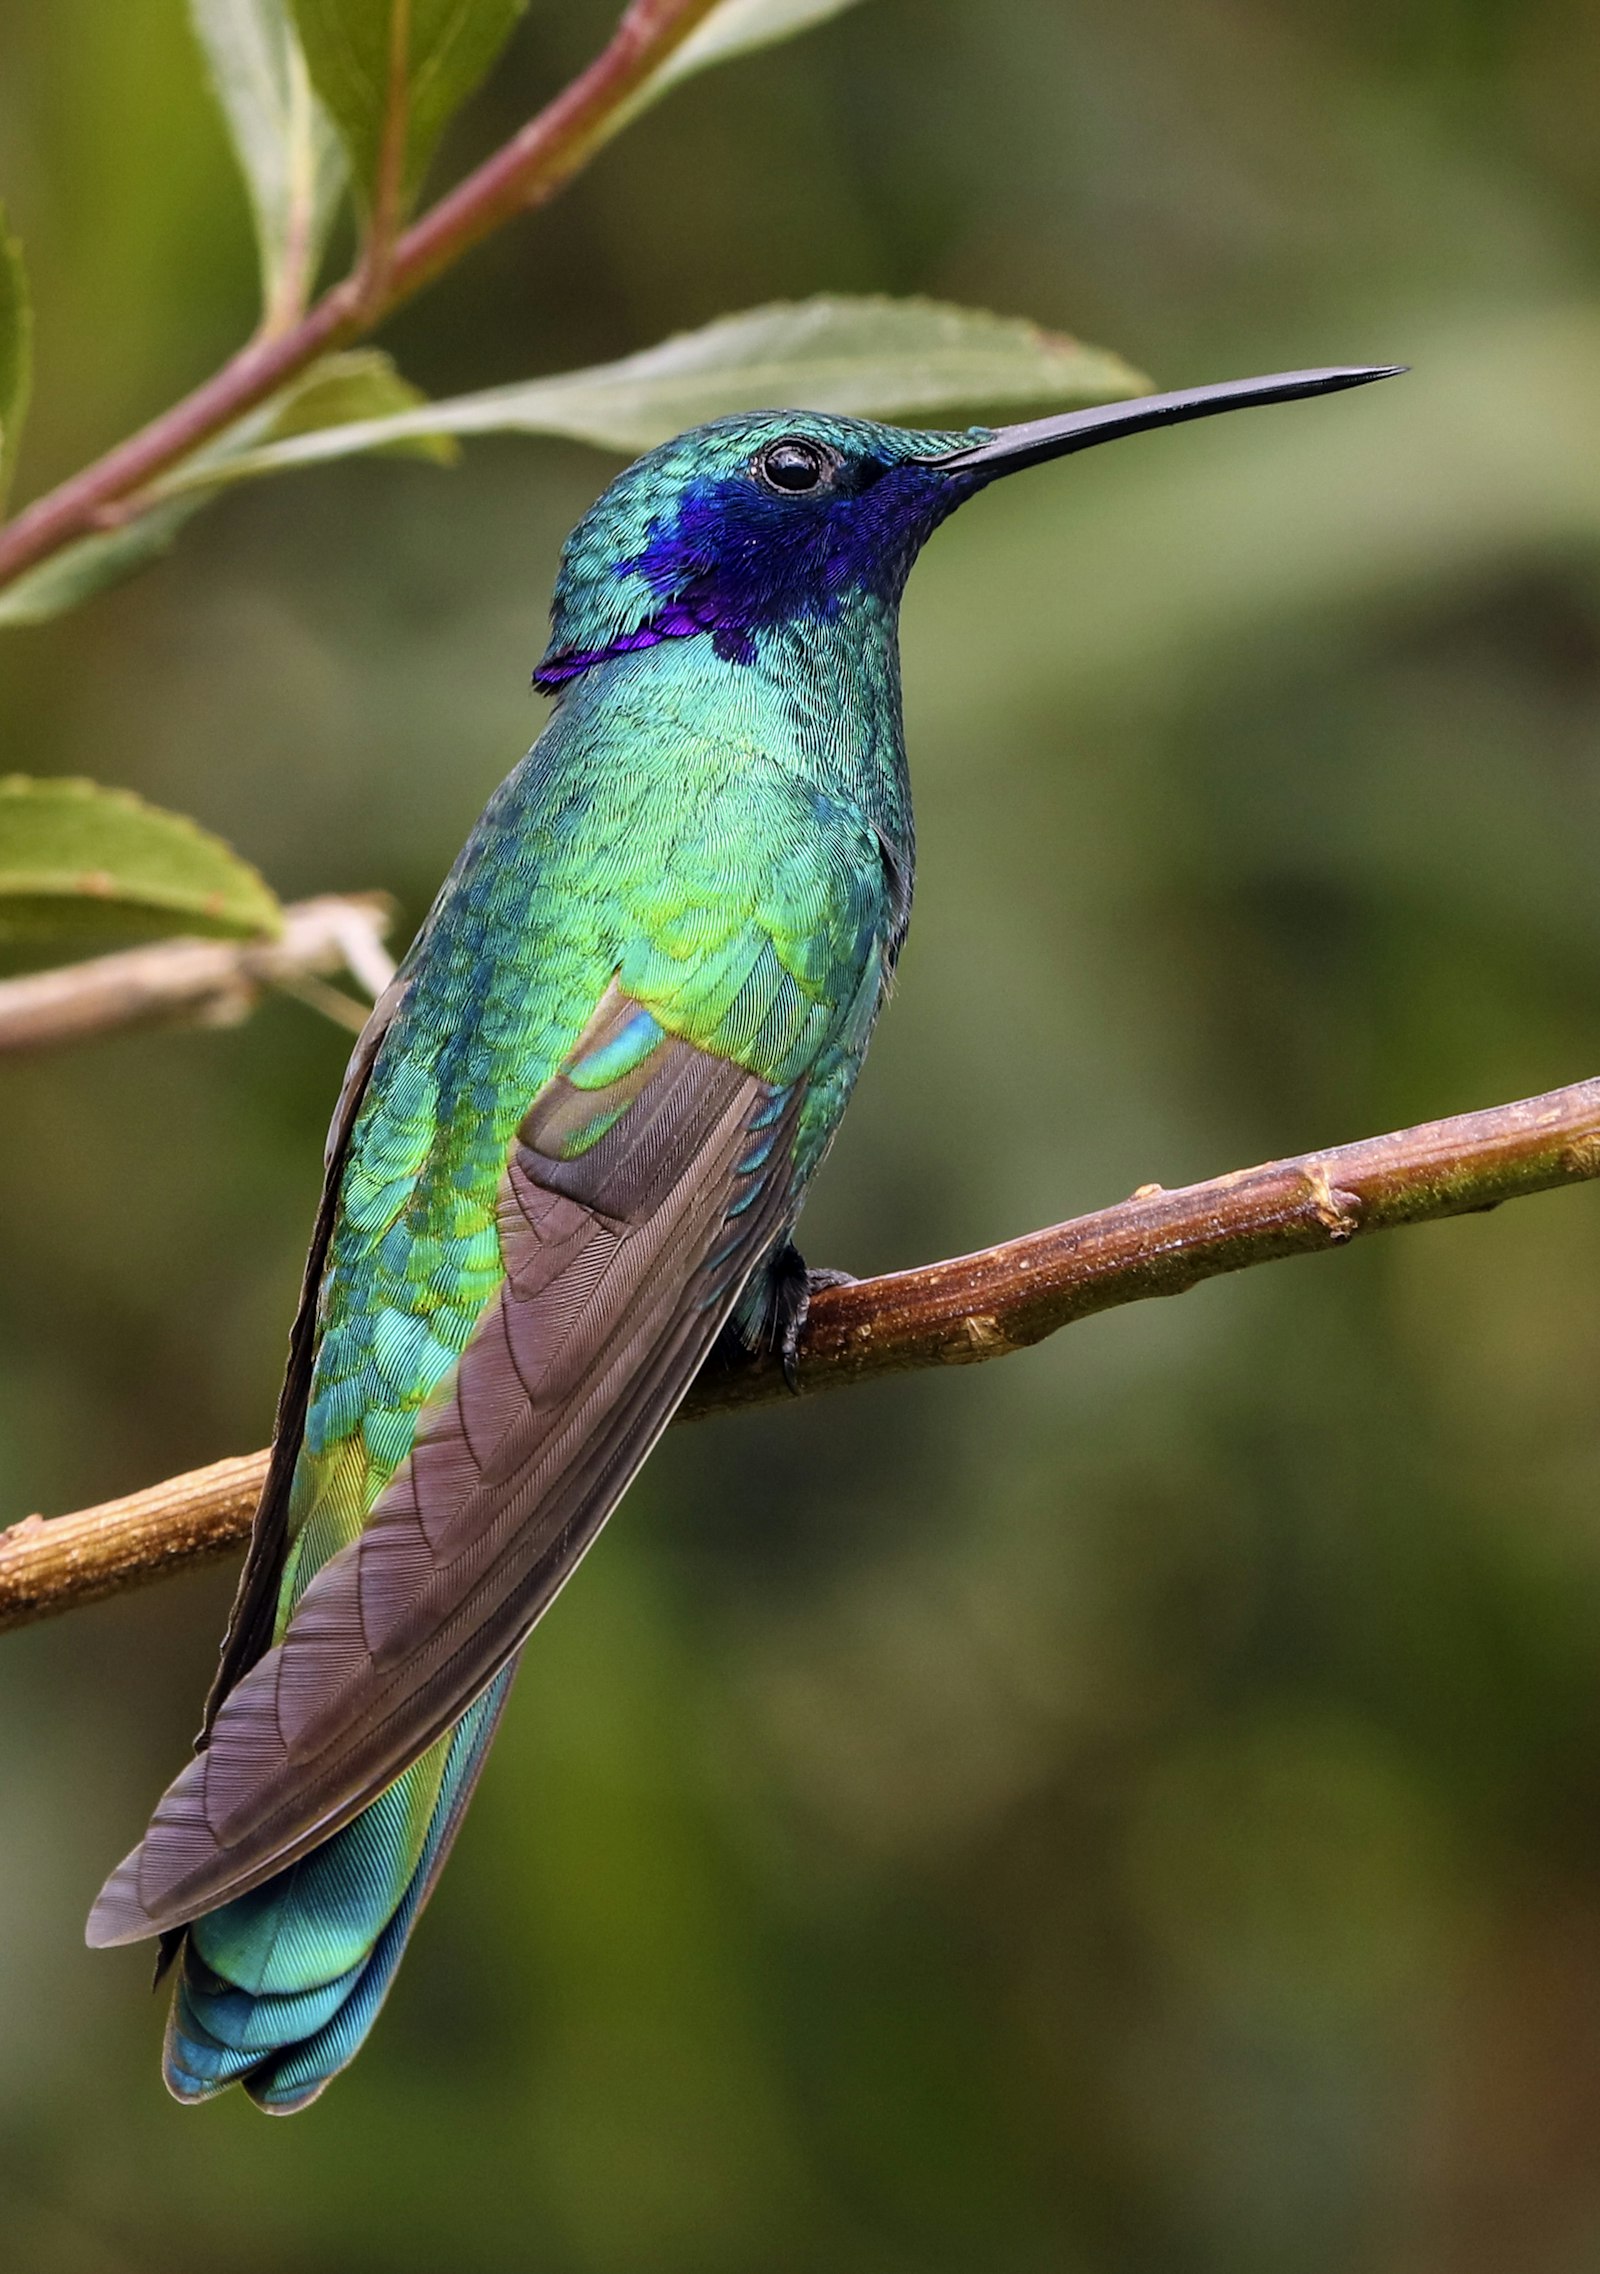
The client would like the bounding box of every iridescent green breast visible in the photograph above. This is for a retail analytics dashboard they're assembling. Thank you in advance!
[275,675,900,1632]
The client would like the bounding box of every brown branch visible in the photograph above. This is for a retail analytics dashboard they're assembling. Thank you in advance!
[4,1073,1597,1635]
[0,894,394,1054]
[0,1456,272,1633]
[0,0,723,591]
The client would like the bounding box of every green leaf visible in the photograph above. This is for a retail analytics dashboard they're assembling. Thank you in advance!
[260,346,458,462]
[0,288,1137,628]
[0,204,33,516]
[619,0,869,125]
[0,778,283,955]
[0,502,209,630]
[189,0,349,325]
[289,0,528,213]
[165,295,1152,481]
[0,349,450,626]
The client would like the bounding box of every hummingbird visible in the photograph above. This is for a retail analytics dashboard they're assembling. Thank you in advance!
[87,362,1399,2109]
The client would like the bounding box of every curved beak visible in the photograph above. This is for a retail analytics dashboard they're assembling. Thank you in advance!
[920,364,1406,477]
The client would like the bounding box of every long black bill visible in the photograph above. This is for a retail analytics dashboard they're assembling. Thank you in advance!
[922,364,1406,476]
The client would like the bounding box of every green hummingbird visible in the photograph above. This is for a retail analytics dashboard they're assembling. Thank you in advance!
[87,363,1400,2109]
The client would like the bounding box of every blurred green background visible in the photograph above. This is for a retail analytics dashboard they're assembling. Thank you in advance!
[7,1,1600,2266]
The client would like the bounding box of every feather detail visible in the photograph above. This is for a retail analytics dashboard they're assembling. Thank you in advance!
[88,997,804,1945]
[163,1658,518,2109]
[200,974,412,1733]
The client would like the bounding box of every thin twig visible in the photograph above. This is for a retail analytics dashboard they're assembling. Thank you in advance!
[0,894,394,1053]
[0,0,723,590]
[4,1072,1597,1633]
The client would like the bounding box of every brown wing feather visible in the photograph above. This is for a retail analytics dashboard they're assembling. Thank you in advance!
[88,1009,799,1946]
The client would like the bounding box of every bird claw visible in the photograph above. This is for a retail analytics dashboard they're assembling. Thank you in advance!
[771,1253,857,1394]
[716,1245,857,1393]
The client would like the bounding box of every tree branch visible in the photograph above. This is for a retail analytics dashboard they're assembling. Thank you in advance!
[4,1073,1597,1635]
[0,0,723,592]
[0,894,394,1053]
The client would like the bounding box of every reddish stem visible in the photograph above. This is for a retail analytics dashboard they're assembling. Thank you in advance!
[0,0,722,589]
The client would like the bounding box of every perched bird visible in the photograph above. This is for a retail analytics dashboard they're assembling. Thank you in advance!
[88,364,1399,2109]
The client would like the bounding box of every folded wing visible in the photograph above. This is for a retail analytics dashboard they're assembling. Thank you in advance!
[89,984,801,1945]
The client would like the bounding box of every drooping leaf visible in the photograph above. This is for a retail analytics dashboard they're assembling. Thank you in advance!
[289,0,528,213]
[618,0,869,125]
[170,295,1152,481]
[0,204,33,515]
[190,0,349,325]
[0,778,283,955]
[0,359,311,626]
[0,350,450,626]
[0,503,208,630]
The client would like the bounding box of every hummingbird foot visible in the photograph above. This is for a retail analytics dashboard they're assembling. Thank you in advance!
[776,1255,858,1395]
[725,1242,857,1393]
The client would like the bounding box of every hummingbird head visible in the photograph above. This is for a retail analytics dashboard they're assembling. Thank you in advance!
[534,366,1403,690]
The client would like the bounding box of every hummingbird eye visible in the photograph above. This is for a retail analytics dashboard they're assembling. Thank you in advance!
[754,438,833,495]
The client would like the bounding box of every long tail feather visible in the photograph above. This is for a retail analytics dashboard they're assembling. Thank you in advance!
[163,1660,516,2111]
